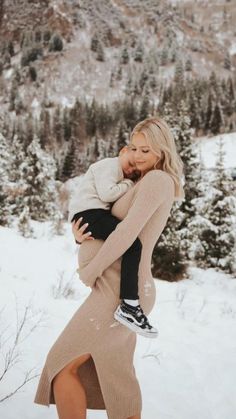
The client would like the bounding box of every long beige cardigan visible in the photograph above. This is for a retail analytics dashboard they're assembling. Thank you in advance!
[34,170,175,419]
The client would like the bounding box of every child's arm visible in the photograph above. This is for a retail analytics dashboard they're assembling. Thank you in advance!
[78,170,175,287]
[92,161,134,203]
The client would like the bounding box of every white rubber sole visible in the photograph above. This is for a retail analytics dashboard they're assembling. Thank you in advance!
[114,312,158,339]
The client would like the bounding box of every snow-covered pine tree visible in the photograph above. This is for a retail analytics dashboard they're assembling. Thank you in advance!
[211,102,224,135]
[61,137,78,181]
[120,46,129,65]
[7,133,27,218]
[165,100,201,260]
[17,206,34,238]
[96,41,105,62]
[224,51,231,71]
[19,136,59,221]
[134,42,144,62]
[0,133,12,225]
[199,137,236,273]
[151,102,187,280]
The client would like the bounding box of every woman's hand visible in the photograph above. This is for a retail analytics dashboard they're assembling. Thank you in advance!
[72,218,95,244]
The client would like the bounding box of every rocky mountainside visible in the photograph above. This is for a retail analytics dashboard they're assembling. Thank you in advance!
[0,0,235,113]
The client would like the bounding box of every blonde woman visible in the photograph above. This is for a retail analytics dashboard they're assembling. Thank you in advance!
[34,116,184,419]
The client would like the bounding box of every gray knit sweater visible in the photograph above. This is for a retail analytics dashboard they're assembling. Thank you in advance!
[68,157,134,222]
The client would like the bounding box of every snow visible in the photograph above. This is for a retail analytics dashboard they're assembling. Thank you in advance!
[4,68,14,80]
[0,223,236,419]
[229,42,236,56]
[195,132,236,170]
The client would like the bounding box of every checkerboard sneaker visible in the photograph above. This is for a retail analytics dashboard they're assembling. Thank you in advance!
[114,300,158,338]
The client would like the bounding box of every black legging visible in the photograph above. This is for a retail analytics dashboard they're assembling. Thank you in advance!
[71,209,142,299]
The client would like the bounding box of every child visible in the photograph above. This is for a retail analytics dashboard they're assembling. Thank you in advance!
[68,147,158,338]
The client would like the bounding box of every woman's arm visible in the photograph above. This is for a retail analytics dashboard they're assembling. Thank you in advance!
[78,170,175,287]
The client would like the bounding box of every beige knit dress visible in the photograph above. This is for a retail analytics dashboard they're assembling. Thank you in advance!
[34,170,175,419]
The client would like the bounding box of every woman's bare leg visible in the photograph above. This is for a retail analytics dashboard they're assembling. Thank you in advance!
[127,414,141,419]
[52,353,91,419]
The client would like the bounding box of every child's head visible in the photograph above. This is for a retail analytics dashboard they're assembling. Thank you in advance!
[119,146,140,180]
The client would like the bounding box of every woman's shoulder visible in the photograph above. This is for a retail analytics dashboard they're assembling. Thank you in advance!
[142,169,174,184]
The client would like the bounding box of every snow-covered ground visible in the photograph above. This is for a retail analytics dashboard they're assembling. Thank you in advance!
[0,222,236,419]
[196,132,236,170]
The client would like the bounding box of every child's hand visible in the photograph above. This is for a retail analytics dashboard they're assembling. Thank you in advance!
[72,218,95,244]
[126,170,141,182]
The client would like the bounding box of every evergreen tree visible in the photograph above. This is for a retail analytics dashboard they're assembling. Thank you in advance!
[49,34,63,52]
[134,42,144,62]
[117,120,129,150]
[61,138,78,180]
[53,106,63,145]
[160,47,168,66]
[120,47,129,65]
[224,77,235,116]
[174,59,184,84]
[96,41,105,62]
[211,102,224,135]
[204,91,214,131]
[91,32,99,52]
[19,136,59,221]
[0,133,11,226]
[152,202,187,281]
[39,108,51,149]
[63,107,71,142]
[197,138,236,273]
[139,69,149,92]
[17,206,34,238]
[85,99,98,137]
[110,71,115,88]
[185,56,192,71]
[224,51,231,70]
[139,90,151,121]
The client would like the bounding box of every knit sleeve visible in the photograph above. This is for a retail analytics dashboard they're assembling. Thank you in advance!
[92,160,134,203]
[78,170,175,287]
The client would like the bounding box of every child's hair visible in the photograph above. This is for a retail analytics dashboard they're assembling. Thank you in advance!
[129,116,185,200]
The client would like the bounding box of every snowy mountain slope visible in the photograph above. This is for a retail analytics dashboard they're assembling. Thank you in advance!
[0,223,236,419]
[0,0,236,112]
[195,132,236,170]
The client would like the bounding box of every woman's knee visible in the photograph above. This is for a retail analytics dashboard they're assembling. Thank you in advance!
[54,353,91,380]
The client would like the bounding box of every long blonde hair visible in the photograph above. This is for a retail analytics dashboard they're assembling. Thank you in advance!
[129,116,185,200]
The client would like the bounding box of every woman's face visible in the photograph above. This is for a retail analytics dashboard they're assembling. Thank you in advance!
[130,132,161,175]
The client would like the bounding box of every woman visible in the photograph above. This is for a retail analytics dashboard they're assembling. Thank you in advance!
[34,116,184,419]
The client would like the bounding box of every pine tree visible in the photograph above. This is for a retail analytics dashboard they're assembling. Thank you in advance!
[19,136,59,221]
[204,91,214,131]
[61,138,78,180]
[91,32,99,52]
[120,47,129,65]
[134,42,144,62]
[197,137,236,273]
[174,59,184,84]
[0,133,12,226]
[49,34,63,52]
[224,51,231,70]
[63,107,72,142]
[117,120,129,151]
[152,202,187,281]
[53,106,63,145]
[211,103,224,135]
[139,90,151,120]
[185,56,192,71]
[17,206,34,238]
[96,41,105,62]
[160,46,168,66]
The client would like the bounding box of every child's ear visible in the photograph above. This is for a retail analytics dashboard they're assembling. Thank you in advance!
[119,146,128,155]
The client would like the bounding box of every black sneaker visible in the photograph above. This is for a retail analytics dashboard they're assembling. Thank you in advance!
[114,300,158,338]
